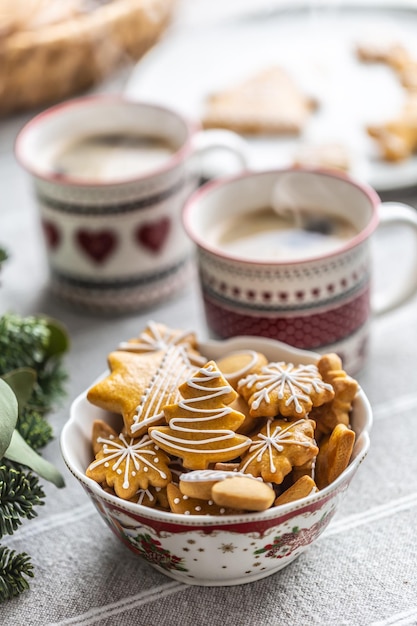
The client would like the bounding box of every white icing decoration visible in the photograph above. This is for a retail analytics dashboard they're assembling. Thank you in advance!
[221,350,260,381]
[179,469,261,483]
[117,320,206,365]
[240,419,313,474]
[238,362,333,414]
[135,488,155,505]
[131,344,199,434]
[150,363,249,458]
[89,433,167,490]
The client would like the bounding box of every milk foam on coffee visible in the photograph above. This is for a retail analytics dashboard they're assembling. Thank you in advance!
[51,133,176,181]
[208,206,358,261]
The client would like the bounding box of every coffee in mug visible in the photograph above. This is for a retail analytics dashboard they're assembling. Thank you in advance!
[50,133,177,182]
[205,205,358,262]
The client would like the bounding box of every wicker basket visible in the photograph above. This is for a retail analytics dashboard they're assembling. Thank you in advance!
[0,0,177,115]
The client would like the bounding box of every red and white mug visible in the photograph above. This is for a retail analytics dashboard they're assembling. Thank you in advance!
[183,168,417,373]
[16,95,247,313]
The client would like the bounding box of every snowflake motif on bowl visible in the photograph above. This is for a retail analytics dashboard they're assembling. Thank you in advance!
[219,543,237,554]
[254,513,332,560]
[128,532,188,572]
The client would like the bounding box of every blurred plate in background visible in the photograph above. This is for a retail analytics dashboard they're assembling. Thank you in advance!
[125,2,417,191]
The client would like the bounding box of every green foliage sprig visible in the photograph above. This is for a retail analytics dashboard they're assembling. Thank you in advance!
[0,313,69,602]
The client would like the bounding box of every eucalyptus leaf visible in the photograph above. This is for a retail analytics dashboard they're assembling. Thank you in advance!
[0,378,18,458]
[4,430,65,488]
[43,318,70,358]
[2,368,37,414]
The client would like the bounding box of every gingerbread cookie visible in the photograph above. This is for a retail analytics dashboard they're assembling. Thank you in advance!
[167,483,233,516]
[201,66,318,135]
[179,468,261,501]
[315,423,355,490]
[91,419,119,455]
[367,94,417,162]
[238,361,334,419]
[149,361,251,469]
[311,353,358,438]
[274,475,318,506]
[86,432,172,500]
[239,418,318,484]
[87,343,200,437]
[355,40,410,70]
[211,475,275,512]
[292,142,351,173]
[216,349,268,389]
[117,320,206,367]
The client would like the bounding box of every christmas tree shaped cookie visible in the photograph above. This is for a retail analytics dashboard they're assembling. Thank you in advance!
[87,324,205,437]
[149,361,251,469]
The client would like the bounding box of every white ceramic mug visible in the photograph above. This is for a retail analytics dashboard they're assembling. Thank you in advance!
[183,168,417,373]
[16,95,248,313]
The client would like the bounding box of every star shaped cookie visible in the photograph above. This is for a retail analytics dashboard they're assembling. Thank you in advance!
[87,346,199,437]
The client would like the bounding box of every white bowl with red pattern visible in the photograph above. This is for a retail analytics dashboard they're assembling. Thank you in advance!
[60,336,372,586]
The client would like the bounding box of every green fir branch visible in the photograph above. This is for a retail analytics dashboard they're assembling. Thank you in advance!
[0,465,45,538]
[0,547,34,602]
[16,410,53,452]
[0,315,67,413]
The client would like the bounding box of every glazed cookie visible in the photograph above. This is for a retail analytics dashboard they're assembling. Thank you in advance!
[239,418,318,484]
[356,40,410,70]
[179,469,261,501]
[367,94,417,162]
[87,345,200,437]
[238,361,334,419]
[149,361,251,469]
[274,475,318,506]
[86,432,172,500]
[315,423,356,490]
[216,349,268,390]
[117,320,206,367]
[201,66,318,135]
[293,142,351,173]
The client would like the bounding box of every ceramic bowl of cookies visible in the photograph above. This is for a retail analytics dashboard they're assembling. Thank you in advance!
[60,322,372,586]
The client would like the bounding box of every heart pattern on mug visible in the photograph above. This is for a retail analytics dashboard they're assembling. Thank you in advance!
[76,229,118,264]
[42,219,61,250]
[136,217,171,254]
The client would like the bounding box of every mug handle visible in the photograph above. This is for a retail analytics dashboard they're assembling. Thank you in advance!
[372,201,417,315]
[191,129,249,181]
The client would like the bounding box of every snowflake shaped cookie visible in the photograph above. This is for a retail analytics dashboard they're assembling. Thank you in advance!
[86,432,172,500]
[239,418,319,484]
[237,361,334,418]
